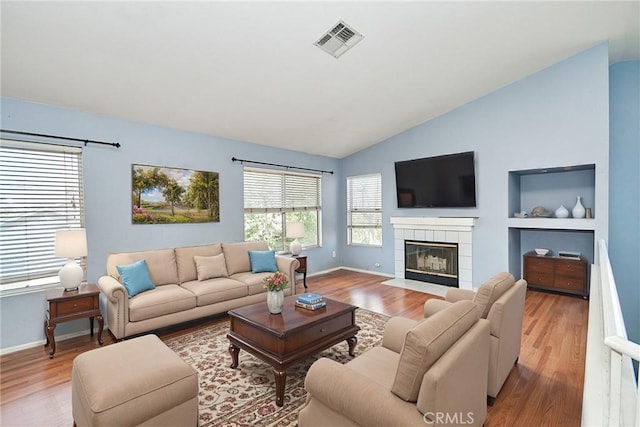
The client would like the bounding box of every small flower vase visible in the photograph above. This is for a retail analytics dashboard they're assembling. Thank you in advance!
[572,196,586,219]
[555,205,569,218]
[267,290,284,314]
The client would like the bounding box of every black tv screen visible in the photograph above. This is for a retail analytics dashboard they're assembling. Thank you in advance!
[395,151,476,208]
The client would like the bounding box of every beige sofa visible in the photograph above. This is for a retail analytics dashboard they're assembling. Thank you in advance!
[97,241,299,340]
[299,300,490,427]
[424,272,527,404]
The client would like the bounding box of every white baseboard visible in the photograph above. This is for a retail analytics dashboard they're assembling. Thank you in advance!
[0,328,94,356]
[308,266,394,278]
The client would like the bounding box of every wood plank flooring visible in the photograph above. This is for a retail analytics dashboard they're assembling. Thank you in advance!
[0,269,588,426]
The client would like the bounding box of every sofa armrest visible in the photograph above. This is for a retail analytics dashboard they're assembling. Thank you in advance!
[382,317,418,353]
[445,288,476,302]
[96,275,129,339]
[301,358,425,426]
[276,255,299,295]
[423,299,453,318]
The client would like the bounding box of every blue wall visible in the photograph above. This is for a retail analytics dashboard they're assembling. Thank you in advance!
[2,43,633,353]
[340,44,610,283]
[609,60,640,345]
[0,99,341,351]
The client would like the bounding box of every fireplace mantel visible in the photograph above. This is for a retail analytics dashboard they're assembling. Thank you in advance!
[391,217,476,290]
[390,217,476,231]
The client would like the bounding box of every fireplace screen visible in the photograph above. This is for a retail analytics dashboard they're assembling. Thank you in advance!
[405,240,459,287]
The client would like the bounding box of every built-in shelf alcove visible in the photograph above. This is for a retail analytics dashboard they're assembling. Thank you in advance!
[507,164,596,288]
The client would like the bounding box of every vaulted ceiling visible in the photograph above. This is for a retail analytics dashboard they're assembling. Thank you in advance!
[1,1,638,158]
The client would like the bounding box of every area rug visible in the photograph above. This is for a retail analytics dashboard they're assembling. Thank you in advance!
[165,308,389,427]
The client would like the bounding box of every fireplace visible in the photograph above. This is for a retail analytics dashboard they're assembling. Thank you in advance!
[405,240,459,287]
[391,217,475,290]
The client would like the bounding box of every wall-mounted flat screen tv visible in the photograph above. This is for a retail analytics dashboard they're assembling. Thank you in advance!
[395,151,477,208]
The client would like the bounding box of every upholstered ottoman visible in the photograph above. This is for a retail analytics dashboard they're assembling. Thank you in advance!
[72,334,198,426]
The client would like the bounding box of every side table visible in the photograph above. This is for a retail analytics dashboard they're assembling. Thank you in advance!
[292,255,307,289]
[45,283,103,358]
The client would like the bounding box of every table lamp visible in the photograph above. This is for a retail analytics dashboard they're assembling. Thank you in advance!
[55,229,87,291]
[286,222,304,256]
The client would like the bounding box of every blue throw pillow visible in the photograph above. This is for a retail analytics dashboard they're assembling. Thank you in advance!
[116,259,156,298]
[249,250,278,273]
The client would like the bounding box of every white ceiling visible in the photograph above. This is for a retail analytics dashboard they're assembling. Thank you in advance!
[1,1,638,158]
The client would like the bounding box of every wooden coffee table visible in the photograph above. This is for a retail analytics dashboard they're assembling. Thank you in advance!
[227,295,360,407]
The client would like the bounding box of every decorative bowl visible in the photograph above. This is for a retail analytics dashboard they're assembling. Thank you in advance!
[534,248,549,256]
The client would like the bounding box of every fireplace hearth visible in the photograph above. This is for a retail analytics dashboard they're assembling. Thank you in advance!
[405,240,459,287]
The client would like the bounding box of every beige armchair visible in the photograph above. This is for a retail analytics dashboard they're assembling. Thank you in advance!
[424,272,527,404]
[299,300,490,427]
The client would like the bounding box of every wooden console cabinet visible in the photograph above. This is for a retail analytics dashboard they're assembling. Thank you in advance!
[523,251,588,298]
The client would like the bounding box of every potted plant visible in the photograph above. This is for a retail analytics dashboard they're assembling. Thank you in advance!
[264,271,288,314]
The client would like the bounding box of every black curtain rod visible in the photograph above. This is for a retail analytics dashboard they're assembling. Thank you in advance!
[232,157,333,175]
[0,129,121,148]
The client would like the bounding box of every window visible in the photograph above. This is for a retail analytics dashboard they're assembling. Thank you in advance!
[243,168,321,252]
[0,140,85,291]
[347,173,382,246]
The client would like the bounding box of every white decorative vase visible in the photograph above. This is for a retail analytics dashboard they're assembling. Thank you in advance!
[572,196,586,218]
[555,205,569,218]
[267,290,284,314]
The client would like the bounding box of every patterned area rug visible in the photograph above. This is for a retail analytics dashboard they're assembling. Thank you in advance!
[165,308,389,427]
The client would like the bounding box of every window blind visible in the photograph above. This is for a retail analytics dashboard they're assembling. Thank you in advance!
[347,173,382,245]
[0,140,85,287]
[244,168,321,212]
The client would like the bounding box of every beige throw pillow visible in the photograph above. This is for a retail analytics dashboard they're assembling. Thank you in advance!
[194,254,228,281]
[472,272,515,318]
[391,300,479,402]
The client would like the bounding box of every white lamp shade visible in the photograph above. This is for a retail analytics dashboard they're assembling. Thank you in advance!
[55,229,87,258]
[286,222,305,239]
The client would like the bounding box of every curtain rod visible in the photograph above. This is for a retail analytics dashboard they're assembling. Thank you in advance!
[231,157,333,175]
[0,129,121,148]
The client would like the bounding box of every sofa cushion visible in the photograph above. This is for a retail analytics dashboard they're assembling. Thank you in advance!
[107,249,178,286]
[230,271,274,295]
[128,285,196,322]
[248,250,278,273]
[180,278,248,306]
[222,241,269,275]
[391,300,479,402]
[175,244,223,284]
[473,272,515,318]
[194,254,228,281]
[116,259,156,298]
[346,346,400,389]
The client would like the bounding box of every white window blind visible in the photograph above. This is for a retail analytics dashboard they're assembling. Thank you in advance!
[347,173,382,246]
[0,140,85,288]
[243,167,321,251]
[244,168,321,212]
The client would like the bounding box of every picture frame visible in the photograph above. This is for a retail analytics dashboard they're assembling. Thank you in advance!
[131,164,220,224]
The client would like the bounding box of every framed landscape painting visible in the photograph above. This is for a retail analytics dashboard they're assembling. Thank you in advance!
[132,164,220,224]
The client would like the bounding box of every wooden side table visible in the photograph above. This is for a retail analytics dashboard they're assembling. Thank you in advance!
[45,283,103,358]
[292,255,307,289]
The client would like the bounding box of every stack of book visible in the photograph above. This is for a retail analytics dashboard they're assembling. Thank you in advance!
[295,293,326,310]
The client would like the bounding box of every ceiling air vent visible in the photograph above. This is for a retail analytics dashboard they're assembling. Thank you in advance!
[314,20,363,58]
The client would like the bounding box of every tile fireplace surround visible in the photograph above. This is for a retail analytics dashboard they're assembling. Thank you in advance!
[390,217,476,290]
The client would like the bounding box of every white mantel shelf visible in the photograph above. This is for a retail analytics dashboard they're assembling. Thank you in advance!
[390,217,476,231]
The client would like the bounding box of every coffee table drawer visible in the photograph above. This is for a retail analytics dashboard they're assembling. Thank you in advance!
[284,312,354,353]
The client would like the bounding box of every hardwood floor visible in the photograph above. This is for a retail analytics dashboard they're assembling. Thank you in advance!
[0,269,588,426]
